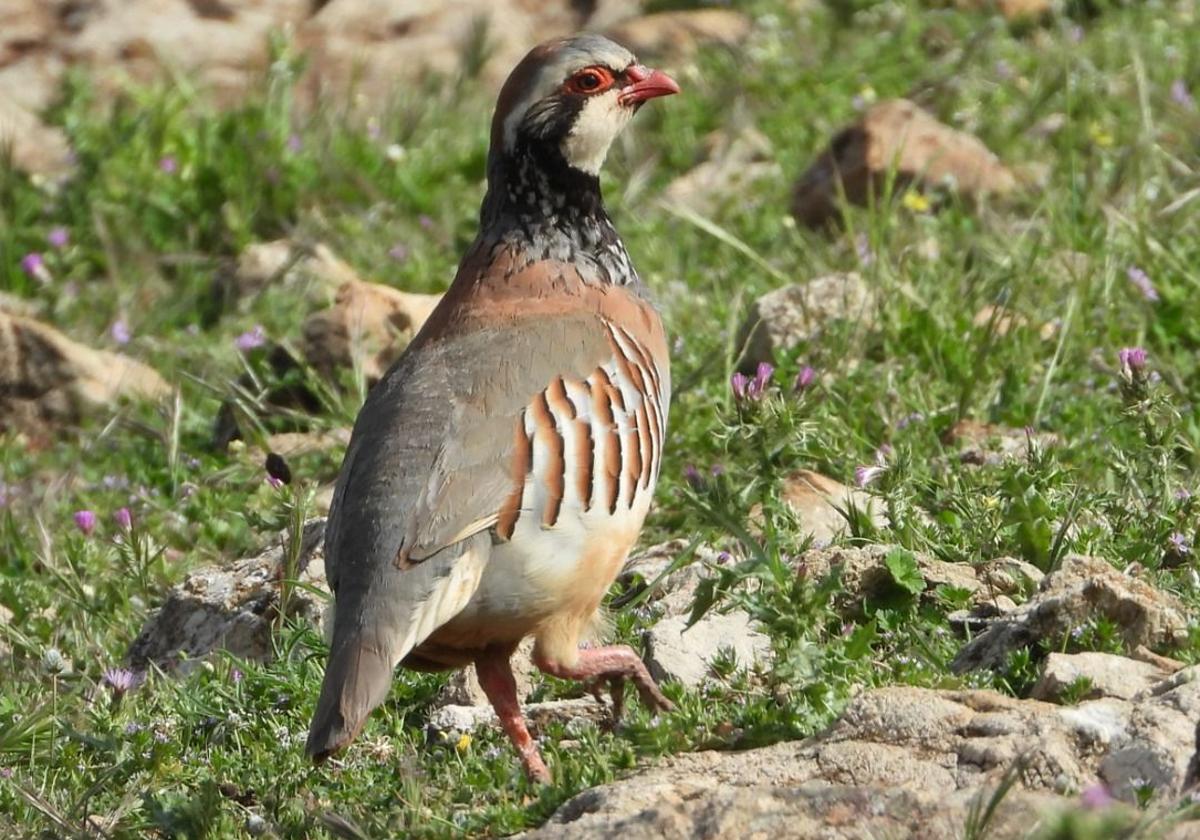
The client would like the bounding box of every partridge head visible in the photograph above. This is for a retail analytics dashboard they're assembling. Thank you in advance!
[306,35,679,785]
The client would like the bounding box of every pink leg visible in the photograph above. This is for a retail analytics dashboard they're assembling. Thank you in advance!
[534,645,674,722]
[475,647,551,784]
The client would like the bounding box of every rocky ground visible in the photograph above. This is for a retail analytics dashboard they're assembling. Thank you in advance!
[2,0,1200,837]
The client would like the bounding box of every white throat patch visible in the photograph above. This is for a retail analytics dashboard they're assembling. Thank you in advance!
[560,89,632,175]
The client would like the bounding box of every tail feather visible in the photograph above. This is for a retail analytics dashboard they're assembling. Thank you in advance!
[306,535,491,761]
[306,634,395,760]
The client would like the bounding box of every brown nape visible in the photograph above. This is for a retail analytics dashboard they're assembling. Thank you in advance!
[488,40,564,152]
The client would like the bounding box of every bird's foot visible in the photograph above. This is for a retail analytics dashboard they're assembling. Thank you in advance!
[537,644,674,728]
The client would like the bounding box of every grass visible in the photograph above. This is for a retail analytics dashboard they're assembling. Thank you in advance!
[2,0,1200,836]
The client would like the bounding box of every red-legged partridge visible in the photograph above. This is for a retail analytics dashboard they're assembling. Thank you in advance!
[306,34,680,783]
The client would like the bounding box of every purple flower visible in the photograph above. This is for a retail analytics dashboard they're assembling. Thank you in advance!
[683,464,704,489]
[854,464,885,488]
[994,59,1014,80]
[20,252,50,284]
[896,412,925,430]
[1080,782,1115,810]
[710,464,725,477]
[286,134,302,153]
[388,243,409,262]
[730,371,750,401]
[123,722,144,735]
[419,214,434,230]
[1168,532,1191,555]
[231,667,244,684]
[1067,24,1084,44]
[794,366,816,391]
[854,232,874,267]
[1126,266,1158,302]
[1118,346,1147,373]
[738,362,775,401]
[113,507,132,530]
[102,667,140,695]
[74,509,97,536]
[1174,488,1192,501]
[266,475,284,490]
[235,325,266,352]
[1171,79,1195,109]
[0,768,11,779]
[159,156,178,174]
[110,319,131,345]
[47,227,70,249]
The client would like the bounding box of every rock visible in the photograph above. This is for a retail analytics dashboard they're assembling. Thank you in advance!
[227,241,363,304]
[956,0,1054,23]
[951,554,1191,673]
[662,126,779,213]
[528,678,1200,838]
[1032,652,1169,703]
[295,0,584,107]
[791,99,1017,229]
[616,539,730,618]
[972,304,1028,337]
[528,783,1070,840]
[941,419,1060,467]
[978,555,1045,596]
[604,10,752,59]
[794,543,1008,615]
[734,273,874,371]
[772,470,887,546]
[643,612,770,688]
[0,311,170,436]
[428,697,607,736]
[127,518,328,671]
[0,93,73,177]
[301,279,441,386]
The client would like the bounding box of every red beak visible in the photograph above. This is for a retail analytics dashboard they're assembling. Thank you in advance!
[619,65,681,106]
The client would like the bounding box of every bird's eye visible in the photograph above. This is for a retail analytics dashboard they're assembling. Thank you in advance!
[566,66,613,95]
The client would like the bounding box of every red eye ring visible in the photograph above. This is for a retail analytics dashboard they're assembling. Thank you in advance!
[565,66,614,95]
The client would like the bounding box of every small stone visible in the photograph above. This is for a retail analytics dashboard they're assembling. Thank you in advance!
[1,311,170,437]
[791,99,1017,229]
[643,611,771,688]
[301,279,441,386]
[735,273,874,371]
[951,555,1190,673]
[662,126,779,214]
[127,519,328,672]
[1032,652,1169,703]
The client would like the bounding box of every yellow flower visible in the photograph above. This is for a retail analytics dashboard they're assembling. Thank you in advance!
[858,85,877,105]
[455,732,472,753]
[1088,122,1114,148]
[902,190,931,213]
[983,495,1000,511]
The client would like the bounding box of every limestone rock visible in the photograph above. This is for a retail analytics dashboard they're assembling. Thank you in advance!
[1032,652,1169,703]
[643,612,771,688]
[663,126,778,213]
[617,539,732,618]
[428,697,608,736]
[735,272,874,371]
[127,518,328,671]
[528,678,1200,838]
[951,554,1190,673]
[0,93,73,177]
[605,10,752,59]
[792,99,1017,228]
[794,543,1001,614]
[301,279,441,386]
[941,418,1060,467]
[0,311,170,436]
[228,241,363,304]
